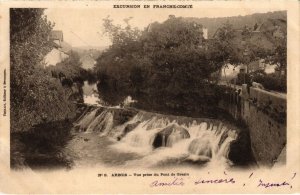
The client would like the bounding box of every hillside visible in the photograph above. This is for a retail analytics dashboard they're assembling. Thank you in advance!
[184,11,286,38]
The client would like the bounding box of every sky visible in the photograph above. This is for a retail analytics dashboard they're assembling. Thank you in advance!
[44,6,286,48]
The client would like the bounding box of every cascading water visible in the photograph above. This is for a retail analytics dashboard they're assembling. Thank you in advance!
[74,108,100,131]
[72,106,241,168]
[85,110,114,135]
[115,121,161,154]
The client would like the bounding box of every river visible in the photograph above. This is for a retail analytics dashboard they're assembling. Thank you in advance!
[11,82,255,170]
[63,103,255,170]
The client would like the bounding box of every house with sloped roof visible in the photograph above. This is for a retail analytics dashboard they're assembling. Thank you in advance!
[44,30,69,67]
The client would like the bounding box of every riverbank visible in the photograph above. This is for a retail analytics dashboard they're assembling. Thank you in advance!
[10,120,74,169]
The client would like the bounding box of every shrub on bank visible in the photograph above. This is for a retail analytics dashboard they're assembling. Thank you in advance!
[230,71,286,93]
[252,72,286,92]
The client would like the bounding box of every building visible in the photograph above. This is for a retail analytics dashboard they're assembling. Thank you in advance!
[44,30,69,67]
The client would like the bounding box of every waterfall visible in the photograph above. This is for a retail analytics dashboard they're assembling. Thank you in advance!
[86,110,113,134]
[74,108,99,131]
[111,121,161,154]
[74,106,239,167]
[123,121,158,147]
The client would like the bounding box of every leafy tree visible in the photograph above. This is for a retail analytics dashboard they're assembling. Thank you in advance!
[264,36,287,76]
[94,17,143,104]
[95,16,225,111]
[10,9,53,92]
[10,9,77,132]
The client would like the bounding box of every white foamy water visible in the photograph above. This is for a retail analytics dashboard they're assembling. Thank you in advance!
[73,107,239,168]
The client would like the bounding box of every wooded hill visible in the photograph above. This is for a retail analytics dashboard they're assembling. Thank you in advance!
[185,11,286,38]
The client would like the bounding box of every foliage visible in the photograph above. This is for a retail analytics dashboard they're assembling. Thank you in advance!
[211,22,240,65]
[141,18,219,89]
[95,17,144,104]
[263,37,287,75]
[251,71,286,92]
[95,13,287,114]
[208,22,245,83]
[81,69,98,85]
[46,50,84,83]
[95,16,224,110]
[10,9,78,132]
[11,120,74,169]
[230,70,286,92]
[216,18,286,92]
[10,8,53,89]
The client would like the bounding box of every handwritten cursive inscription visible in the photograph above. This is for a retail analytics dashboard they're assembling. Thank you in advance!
[150,177,185,187]
[148,172,296,189]
[257,179,290,188]
[195,177,236,185]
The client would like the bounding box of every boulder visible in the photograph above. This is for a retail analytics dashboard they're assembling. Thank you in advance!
[152,124,190,148]
[117,121,141,141]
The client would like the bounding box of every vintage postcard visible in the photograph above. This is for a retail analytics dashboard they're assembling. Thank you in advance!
[0,0,299,194]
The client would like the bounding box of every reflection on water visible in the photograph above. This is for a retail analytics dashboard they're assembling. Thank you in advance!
[84,94,101,105]
[82,81,102,105]
[82,80,138,107]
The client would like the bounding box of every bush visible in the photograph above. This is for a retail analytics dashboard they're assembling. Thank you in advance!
[10,67,77,132]
[253,72,286,92]
[230,70,287,92]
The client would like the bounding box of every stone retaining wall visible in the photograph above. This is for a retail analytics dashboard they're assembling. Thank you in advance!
[218,84,286,167]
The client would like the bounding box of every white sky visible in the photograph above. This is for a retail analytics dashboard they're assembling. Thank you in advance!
[44,6,286,48]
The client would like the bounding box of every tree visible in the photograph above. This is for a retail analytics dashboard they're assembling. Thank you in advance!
[264,36,287,76]
[95,16,226,111]
[10,9,53,92]
[237,21,287,79]
[94,16,143,104]
[10,9,77,132]
[209,22,249,84]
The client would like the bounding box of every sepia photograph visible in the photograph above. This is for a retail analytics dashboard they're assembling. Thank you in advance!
[10,7,287,170]
[0,1,299,193]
